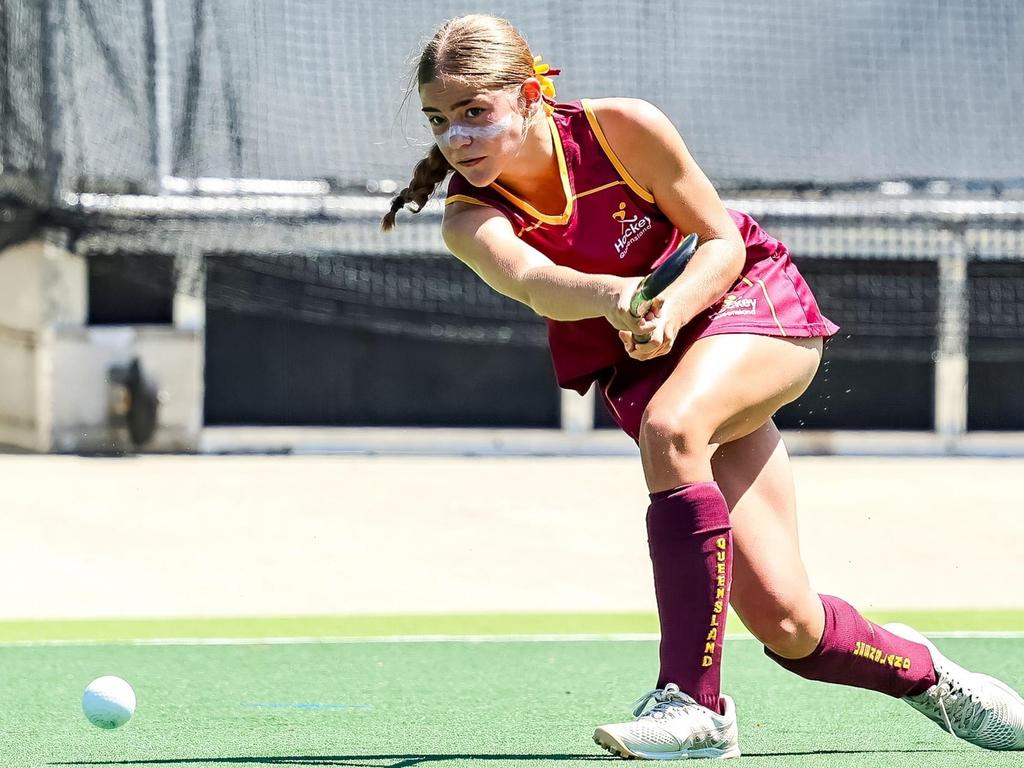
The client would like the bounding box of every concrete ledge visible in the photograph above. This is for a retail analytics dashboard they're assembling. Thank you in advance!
[202,426,638,457]
[201,426,1024,457]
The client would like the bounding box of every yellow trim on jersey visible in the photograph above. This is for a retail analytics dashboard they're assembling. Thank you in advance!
[516,221,545,237]
[581,98,656,205]
[755,278,787,336]
[444,194,493,208]
[574,180,626,200]
[491,114,574,225]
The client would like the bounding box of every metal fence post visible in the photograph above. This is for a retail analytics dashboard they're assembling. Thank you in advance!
[934,245,969,439]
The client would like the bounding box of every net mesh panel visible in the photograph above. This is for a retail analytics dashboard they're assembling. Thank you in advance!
[205,250,547,347]
[157,0,1024,187]
[2,0,1024,427]
[0,0,46,203]
[63,0,155,194]
[2,0,1022,197]
[968,259,1024,430]
[71,206,549,348]
[970,261,1024,363]
[65,206,1024,365]
[786,258,938,363]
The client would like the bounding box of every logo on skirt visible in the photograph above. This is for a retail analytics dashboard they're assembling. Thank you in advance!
[710,294,757,320]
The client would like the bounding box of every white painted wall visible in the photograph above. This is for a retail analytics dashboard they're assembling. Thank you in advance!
[49,326,203,452]
[0,236,204,452]
[0,238,80,450]
[0,239,86,331]
[0,325,41,448]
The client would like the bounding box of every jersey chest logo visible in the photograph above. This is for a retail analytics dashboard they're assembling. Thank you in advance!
[611,201,653,259]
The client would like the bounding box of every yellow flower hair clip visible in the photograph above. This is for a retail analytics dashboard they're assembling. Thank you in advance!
[533,55,560,114]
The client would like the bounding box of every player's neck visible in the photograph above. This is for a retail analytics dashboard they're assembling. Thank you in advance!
[494,115,564,211]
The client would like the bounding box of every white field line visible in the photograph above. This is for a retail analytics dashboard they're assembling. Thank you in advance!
[2,630,1024,648]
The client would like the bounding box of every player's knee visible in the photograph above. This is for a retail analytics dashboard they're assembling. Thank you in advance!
[742,602,822,658]
[638,402,710,458]
[749,613,806,655]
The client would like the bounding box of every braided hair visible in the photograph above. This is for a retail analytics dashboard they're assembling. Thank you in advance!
[380,145,452,231]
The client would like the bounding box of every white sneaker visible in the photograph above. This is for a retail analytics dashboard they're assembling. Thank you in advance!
[593,683,740,760]
[885,622,1024,750]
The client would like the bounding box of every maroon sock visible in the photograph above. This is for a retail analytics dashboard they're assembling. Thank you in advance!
[647,482,733,713]
[765,594,937,697]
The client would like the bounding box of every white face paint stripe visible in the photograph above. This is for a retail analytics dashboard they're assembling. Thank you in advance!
[435,115,513,147]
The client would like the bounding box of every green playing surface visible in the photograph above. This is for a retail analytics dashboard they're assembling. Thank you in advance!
[3,611,1023,767]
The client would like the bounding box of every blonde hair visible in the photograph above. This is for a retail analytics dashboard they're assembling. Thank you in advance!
[381,15,536,231]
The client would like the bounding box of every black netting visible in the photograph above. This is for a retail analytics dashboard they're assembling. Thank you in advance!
[3,0,1023,202]
[57,0,155,195]
[3,0,1023,430]
[205,250,547,347]
[969,260,1024,362]
[791,258,939,362]
[0,0,46,203]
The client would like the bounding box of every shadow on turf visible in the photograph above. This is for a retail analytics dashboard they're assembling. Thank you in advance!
[50,755,609,766]
[741,749,958,757]
[50,748,960,767]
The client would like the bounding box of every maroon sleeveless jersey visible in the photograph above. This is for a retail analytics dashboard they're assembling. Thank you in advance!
[446,99,838,393]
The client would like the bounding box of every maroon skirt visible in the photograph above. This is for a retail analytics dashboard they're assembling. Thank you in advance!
[599,250,840,442]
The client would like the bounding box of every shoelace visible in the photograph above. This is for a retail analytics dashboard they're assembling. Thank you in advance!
[631,683,700,720]
[925,678,989,738]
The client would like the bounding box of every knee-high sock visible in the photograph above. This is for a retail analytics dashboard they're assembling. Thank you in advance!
[765,594,937,697]
[647,481,733,713]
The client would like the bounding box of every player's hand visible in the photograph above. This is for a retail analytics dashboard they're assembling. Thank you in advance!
[619,299,678,360]
[605,276,658,338]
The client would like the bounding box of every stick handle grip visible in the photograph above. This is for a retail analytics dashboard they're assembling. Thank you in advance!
[627,233,700,345]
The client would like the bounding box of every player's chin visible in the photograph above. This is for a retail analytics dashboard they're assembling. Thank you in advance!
[457,148,513,186]
[456,161,499,187]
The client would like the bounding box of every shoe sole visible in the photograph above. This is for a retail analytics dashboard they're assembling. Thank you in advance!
[593,727,741,760]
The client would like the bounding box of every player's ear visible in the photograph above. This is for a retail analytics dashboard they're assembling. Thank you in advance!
[519,78,543,114]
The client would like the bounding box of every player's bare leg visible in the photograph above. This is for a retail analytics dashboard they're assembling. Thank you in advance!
[712,421,824,659]
[594,333,820,760]
[639,334,823,492]
[715,420,1024,751]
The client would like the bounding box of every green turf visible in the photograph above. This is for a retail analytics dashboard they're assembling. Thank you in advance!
[3,609,1024,643]
[2,634,1022,767]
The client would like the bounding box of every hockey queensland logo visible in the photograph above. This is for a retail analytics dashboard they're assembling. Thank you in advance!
[710,293,758,320]
[611,201,652,259]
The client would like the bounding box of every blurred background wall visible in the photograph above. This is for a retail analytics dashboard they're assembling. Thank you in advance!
[1,1,1022,452]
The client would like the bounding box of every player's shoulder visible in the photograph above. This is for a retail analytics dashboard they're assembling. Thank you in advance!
[584,97,674,141]
[584,98,685,184]
[441,196,499,230]
[441,196,513,250]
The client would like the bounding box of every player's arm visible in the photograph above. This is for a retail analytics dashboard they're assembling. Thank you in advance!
[442,202,653,335]
[588,98,746,328]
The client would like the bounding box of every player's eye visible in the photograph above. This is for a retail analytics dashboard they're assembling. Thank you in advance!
[465,107,486,119]
[427,115,446,127]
